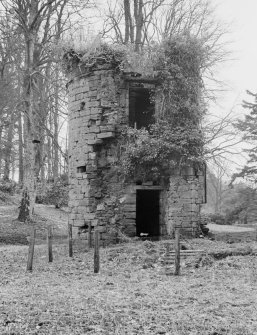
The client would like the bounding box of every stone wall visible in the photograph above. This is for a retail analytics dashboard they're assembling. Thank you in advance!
[165,168,205,236]
[67,64,128,243]
[67,64,206,243]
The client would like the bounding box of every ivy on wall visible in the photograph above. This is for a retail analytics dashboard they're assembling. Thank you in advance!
[120,37,206,179]
[63,35,206,180]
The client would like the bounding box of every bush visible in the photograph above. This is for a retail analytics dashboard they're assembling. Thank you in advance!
[0,190,8,203]
[0,179,17,195]
[224,206,245,225]
[36,175,68,208]
[209,213,226,225]
[46,180,68,208]
[199,213,211,225]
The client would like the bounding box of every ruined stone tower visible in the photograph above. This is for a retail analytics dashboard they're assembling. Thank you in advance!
[66,46,206,244]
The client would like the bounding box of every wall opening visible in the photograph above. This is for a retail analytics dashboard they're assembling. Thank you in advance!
[77,166,86,173]
[136,190,160,238]
[129,87,155,129]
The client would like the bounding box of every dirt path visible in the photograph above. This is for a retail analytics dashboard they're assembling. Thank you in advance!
[207,223,257,242]
[34,204,68,229]
[207,223,256,233]
[0,204,68,245]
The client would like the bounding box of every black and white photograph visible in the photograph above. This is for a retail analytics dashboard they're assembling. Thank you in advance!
[0,0,257,334]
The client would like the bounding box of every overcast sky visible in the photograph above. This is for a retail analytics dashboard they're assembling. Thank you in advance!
[76,1,256,175]
[202,0,257,175]
[212,0,257,114]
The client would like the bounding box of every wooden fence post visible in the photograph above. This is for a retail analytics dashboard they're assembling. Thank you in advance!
[47,226,53,262]
[94,230,100,273]
[27,228,36,272]
[165,243,173,276]
[88,222,92,249]
[174,227,180,275]
[68,223,73,257]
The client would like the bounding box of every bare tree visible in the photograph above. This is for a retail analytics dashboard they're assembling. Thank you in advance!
[0,9,22,180]
[207,165,227,213]
[0,0,92,221]
[101,0,165,50]
[203,110,243,161]
[100,0,228,66]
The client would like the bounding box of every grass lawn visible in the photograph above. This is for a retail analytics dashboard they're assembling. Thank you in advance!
[0,204,68,245]
[1,203,257,334]
[1,237,257,335]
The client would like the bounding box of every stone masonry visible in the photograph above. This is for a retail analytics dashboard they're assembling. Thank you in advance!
[67,61,206,244]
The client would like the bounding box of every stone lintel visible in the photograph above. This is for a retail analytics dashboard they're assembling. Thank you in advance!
[97,132,115,139]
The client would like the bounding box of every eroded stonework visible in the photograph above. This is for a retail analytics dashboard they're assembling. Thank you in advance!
[67,63,206,243]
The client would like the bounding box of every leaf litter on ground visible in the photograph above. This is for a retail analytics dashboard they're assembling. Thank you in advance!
[1,204,257,334]
[0,238,257,335]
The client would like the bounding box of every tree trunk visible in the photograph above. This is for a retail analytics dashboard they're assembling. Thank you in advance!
[18,112,24,186]
[18,187,30,221]
[11,149,16,180]
[18,106,41,220]
[18,28,40,220]
[0,126,3,177]
[53,66,59,181]
[124,0,131,44]
[3,112,15,181]
[134,0,143,51]
[64,133,68,175]
[47,136,52,180]
[13,0,81,219]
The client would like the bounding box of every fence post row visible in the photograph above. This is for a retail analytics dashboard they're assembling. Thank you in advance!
[27,226,54,272]
[26,225,182,275]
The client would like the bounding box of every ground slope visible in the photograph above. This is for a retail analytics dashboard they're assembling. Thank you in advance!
[0,240,257,335]
[1,204,257,334]
[0,204,68,245]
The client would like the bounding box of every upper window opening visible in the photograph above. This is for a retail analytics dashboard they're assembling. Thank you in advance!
[129,87,155,129]
[77,166,86,173]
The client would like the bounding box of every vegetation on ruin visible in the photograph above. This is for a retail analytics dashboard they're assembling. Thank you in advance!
[121,36,206,179]
[62,42,127,74]
[63,35,206,179]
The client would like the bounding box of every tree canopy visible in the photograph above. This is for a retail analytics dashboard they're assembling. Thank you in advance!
[232,91,257,183]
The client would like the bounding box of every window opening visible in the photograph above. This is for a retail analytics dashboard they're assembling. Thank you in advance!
[77,166,86,173]
[129,88,155,129]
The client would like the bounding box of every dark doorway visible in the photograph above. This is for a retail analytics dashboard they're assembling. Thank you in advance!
[129,88,155,129]
[136,190,160,238]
